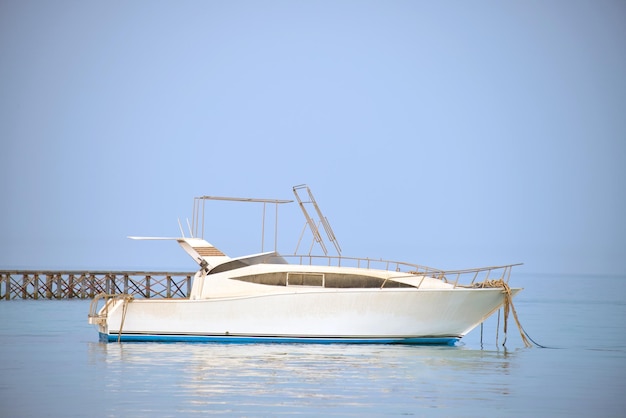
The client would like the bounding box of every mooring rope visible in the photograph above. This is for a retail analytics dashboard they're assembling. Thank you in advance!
[117,295,133,343]
[474,279,534,348]
[496,308,500,347]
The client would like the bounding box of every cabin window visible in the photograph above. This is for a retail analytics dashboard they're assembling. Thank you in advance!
[230,272,413,288]
[286,273,324,287]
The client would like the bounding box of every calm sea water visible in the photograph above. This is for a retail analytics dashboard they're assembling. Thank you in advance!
[1,274,624,417]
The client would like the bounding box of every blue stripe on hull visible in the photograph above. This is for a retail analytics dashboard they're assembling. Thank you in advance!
[99,332,459,345]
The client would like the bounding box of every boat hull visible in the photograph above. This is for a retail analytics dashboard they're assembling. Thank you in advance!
[99,333,458,344]
[95,287,519,345]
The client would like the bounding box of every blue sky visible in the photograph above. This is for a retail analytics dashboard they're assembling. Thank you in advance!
[1,1,624,275]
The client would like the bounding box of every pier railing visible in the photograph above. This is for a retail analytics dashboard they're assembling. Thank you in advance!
[0,271,194,300]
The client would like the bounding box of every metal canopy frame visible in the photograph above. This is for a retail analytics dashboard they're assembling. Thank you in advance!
[189,185,342,256]
[191,195,293,252]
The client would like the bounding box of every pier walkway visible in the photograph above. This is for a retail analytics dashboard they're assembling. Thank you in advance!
[0,270,194,300]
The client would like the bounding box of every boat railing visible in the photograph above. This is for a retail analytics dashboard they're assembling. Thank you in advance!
[283,254,522,288]
[284,254,443,275]
[435,263,523,287]
[88,293,134,325]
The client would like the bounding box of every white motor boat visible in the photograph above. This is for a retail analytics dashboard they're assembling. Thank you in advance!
[89,185,522,345]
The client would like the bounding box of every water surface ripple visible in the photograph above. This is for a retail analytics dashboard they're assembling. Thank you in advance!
[1,274,624,417]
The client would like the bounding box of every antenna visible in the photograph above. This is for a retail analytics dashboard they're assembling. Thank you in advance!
[186,218,194,238]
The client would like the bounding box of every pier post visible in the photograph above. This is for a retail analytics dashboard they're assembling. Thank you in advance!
[33,274,39,299]
[88,274,95,299]
[48,274,53,299]
[146,275,151,299]
[1,273,6,300]
[68,274,75,298]
[45,274,53,299]
[112,274,120,294]
[24,274,28,299]
[79,273,87,299]
[56,274,62,299]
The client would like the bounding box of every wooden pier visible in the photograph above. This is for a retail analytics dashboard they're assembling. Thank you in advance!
[0,270,194,300]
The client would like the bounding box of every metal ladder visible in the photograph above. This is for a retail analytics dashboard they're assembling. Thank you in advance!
[293,184,342,256]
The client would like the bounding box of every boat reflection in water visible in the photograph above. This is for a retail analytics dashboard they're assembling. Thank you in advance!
[88,341,518,414]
